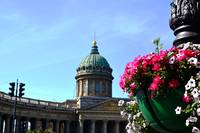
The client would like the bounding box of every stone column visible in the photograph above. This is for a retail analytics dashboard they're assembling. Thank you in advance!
[0,114,2,133]
[103,120,107,133]
[34,119,38,131]
[115,121,119,133]
[56,120,60,133]
[91,120,95,133]
[25,118,30,132]
[65,120,70,133]
[5,116,11,133]
[16,117,21,133]
[44,119,49,130]
[79,120,84,133]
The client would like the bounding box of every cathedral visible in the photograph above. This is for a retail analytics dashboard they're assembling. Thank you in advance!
[0,41,127,133]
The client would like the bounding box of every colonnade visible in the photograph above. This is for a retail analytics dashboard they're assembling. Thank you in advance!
[0,113,126,133]
[0,113,70,133]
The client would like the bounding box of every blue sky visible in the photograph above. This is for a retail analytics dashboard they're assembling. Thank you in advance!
[0,0,174,102]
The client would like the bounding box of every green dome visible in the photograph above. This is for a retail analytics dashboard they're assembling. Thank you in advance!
[78,42,111,69]
[79,54,110,68]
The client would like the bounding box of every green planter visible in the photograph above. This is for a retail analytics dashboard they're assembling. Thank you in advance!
[136,87,190,133]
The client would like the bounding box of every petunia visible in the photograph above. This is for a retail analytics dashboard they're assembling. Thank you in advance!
[149,82,159,91]
[188,57,198,65]
[126,123,134,133]
[168,79,180,89]
[191,88,199,98]
[129,82,136,90]
[192,127,200,133]
[196,108,200,116]
[187,116,198,123]
[119,75,126,90]
[169,56,176,64]
[185,120,189,127]
[185,83,191,90]
[152,63,161,71]
[175,106,182,114]
[182,93,191,103]
[188,78,196,88]
[128,100,137,105]
[120,110,127,118]
[128,114,133,122]
[196,62,200,68]
[153,75,164,84]
[118,100,125,107]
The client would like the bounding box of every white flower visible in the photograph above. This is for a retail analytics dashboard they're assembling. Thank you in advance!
[143,123,146,128]
[197,72,200,79]
[192,127,200,133]
[129,100,137,105]
[197,108,200,116]
[126,123,134,133]
[187,116,198,123]
[188,78,196,87]
[184,91,188,97]
[136,112,141,117]
[120,110,127,118]
[186,120,190,126]
[133,115,137,120]
[188,57,198,65]
[192,88,199,98]
[169,56,176,64]
[196,62,200,69]
[118,100,125,106]
[128,114,133,122]
[175,106,182,114]
[185,83,191,90]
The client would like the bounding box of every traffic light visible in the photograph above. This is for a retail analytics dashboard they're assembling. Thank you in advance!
[8,82,15,97]
[19,83,25,97]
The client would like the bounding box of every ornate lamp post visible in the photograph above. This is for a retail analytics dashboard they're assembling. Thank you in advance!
[169,0,200,47]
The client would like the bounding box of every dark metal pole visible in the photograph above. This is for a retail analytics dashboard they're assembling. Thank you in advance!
[12,79,18,133]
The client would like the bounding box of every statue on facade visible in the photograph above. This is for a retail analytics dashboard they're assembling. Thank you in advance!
[169,0,200,46]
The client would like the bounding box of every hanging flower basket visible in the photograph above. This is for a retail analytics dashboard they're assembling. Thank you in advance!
[136,88,190,133]
[120,44,200,132]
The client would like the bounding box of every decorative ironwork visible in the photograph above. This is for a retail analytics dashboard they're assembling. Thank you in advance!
[169,0,200,46]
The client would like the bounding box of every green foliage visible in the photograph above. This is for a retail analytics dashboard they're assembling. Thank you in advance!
[153,37,163,53]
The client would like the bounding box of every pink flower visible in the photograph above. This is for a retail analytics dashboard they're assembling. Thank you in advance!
[128,91,134,97]
[152,63,161,71]
[129,83,136,90]
[119,75,126,90]
[182,95,191,103]
[184,49,198,57]
[149,75,164,91]
[149,82,159,91]
[168,79,180,89]
[154,75,164,84]
[176,50,187,61]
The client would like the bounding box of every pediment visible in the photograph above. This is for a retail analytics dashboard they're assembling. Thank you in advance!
[85,99,120,111]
